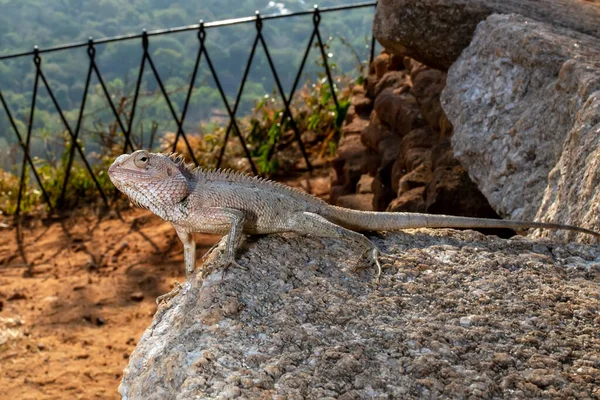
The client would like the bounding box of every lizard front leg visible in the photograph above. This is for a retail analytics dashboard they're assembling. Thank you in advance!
[173,207,247,276]
[173,228,196,278]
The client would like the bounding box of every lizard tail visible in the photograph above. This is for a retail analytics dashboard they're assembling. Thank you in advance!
[324,206,600,239]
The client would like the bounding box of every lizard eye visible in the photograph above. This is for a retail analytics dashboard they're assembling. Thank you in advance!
[134,151,149,168]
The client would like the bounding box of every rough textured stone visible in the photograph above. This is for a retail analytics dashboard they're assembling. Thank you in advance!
[341,116,369,137]
[372,161,396,212]
[331,134,367,193]
[534,90,600,243]
[364,74,379,99]
[431,141,461,170]
[398,127,436,162]
[373,89,423,137]
[387,187,426,213]
[372,52,391,79]
[411,69,446,131]
[352,84,365,96]
[360,111,392,151]
[344,104,356,125]
[442,14,600,228]
[398,164,432,194]
[120,231,600,399]
[336,194,375,211]
[438,112,453,138]
[351,94,373,117]
[425,165,501,220]
[361,151,382,177]
[403,148,433,174]
[374,71,411,99]
[377,134,402,167]
[356,174,374,194]
[373,0,600,69]
[329,185,346,206]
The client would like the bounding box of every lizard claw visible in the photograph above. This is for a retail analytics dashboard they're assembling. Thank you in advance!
[219,258,248,281]
[352,248,383,283]
[201,256,247,279]
[156,280,185,305]
[370,248,383,283]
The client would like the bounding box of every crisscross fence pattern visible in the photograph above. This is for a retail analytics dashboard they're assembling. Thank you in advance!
[0,2,378,215]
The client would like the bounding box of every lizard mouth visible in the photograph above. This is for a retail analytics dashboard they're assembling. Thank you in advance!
[108,165,151,186]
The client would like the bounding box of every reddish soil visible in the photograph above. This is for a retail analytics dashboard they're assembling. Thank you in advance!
[0,173,329,399]
[0,208,217,399]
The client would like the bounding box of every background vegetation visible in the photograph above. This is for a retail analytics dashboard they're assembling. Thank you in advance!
[0,0,376,214]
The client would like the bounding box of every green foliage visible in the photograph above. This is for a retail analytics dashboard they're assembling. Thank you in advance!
[0,1,375,214]
[0,70,355,215]
[242,72,354,176]
[0,1,374,157]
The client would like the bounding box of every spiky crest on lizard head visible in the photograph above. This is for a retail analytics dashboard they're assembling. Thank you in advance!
[108,150,190,220]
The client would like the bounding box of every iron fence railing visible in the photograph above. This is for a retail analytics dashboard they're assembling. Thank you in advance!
[0,2,378,215]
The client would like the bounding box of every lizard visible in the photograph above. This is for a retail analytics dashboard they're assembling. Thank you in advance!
[108,149,600,282]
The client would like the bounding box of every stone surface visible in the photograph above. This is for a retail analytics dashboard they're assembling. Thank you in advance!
[360,111,392,151]
[390,127,437,194]
[341,116,369,137]
[372,52,391,79]
[120,231,600,399]
[387,186,427,213]
[356,174,374,194]
[425,165,500,220]
[398,164,432,194]
[374,70,411,99]
[431,140,461,170]
[372,161,396,212]
[373,0,600,69]
[329,185,346,206]
[534,89,600,243]
[331,134,367,193]
[336,193,375,211]
[442,14,600,227]
[411,69,446,132]
[351,93,373,117]
[377,133,402,168]
[373,89,423,137]
[364,74,379,99]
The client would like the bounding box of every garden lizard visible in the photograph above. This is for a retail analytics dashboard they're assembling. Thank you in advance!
[108,150,600,279]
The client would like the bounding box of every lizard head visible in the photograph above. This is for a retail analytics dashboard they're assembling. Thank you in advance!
[108,150,190,220]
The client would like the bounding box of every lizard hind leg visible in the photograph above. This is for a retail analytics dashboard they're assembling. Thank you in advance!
[289,211,383,280]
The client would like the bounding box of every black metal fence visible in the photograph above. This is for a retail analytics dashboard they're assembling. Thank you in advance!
[0,2,377,215]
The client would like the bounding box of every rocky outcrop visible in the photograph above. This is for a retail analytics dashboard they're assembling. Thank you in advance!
[331,51,499,220]
[120,232,600,399]
[442,14,600,239]
[535,89,600,243]
[373,0,600,69]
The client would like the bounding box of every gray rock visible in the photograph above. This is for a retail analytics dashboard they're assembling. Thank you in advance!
[441,14,600,229]
[120,231,600,399]
[534,88,600,243]
[373,0,600,69]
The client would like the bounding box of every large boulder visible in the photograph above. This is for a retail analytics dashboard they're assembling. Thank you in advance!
[441,14,600,235]
[534,88,600,243]
[373,0,600,69]
[120,232,600,399]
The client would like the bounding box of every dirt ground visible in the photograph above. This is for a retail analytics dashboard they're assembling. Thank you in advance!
[0,207,217,399]
[0,174,329,399]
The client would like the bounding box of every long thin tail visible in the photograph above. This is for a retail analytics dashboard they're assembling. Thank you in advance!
[324,206,600,239]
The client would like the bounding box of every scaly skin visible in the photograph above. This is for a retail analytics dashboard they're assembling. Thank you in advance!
[108,150,600,280]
